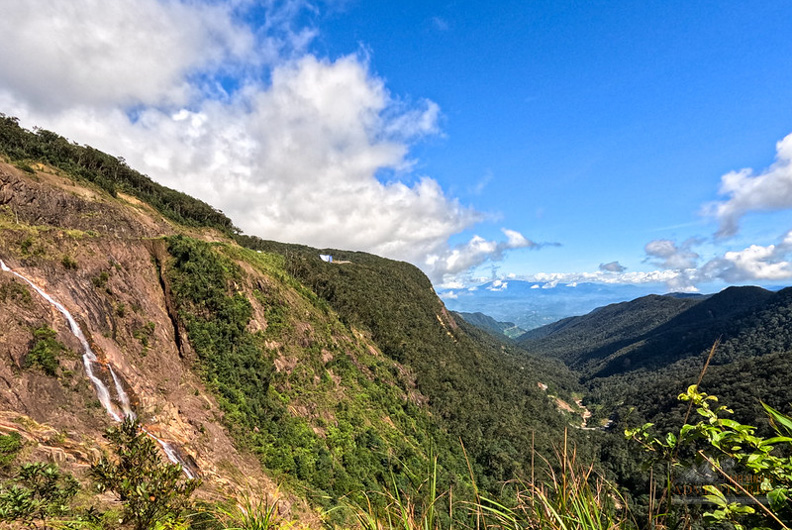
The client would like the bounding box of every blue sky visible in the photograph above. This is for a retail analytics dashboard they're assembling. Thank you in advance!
[316,1,792,282]
[2,1,792,293]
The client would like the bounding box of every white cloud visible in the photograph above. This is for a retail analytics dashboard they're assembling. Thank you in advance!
[723,245,792,280]
[7,55,480,265]
[487,279,508,291]
[644,238,700,270]
[0,0,543,284]
[523,269,684,288]
[428,228,540,285]
[699,230,792,283]
[708,132,792,237]
[0,0,255,111]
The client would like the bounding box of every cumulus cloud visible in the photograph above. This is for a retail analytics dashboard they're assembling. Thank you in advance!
[640,238,703,291]
[0,0,256,110]
[644,238,700,270]
[4,55,479,265]
[699,230,792,283]
[427,229,540,284]
[0,0,540,283]
[599,261,626,273]
[642,232,792,289]
[708,132,792,237]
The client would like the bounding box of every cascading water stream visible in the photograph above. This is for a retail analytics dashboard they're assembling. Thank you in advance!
[0,258,195,476]
[143,428,196,479]
[0,259,125,420]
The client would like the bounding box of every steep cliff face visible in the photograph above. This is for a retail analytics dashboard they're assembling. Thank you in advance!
[0,162,287,505]
[0,160,459,519]
[0,151,584,522]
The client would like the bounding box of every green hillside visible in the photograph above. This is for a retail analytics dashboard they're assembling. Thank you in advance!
[519,287,792,432]
[0,117,595,526]
[455,311,527,339]
[233,237,592,493]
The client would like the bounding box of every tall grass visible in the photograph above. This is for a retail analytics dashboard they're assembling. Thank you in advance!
[343,437,634,530]
[203,492,298,530]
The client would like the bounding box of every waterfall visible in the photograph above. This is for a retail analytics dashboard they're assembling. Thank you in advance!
[0,259,127,420]
[1,258,195,476]
[143,428,196,479]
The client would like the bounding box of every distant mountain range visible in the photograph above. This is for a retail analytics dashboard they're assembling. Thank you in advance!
[439,280,703,330]
[454,311,527,339]
[516,285,792,431]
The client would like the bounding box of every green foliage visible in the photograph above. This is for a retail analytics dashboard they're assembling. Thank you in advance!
[92,271,109,289]
[89,418,200,530]
[235,236,589,496]
[0,432,23,472]
[166,236,274,431]
[206,493,295,530]
[26,326,66,376]
[133,321,156,352]
[166,237,472,516]
[627,385,792,529]
[61,254,79,270]
[0,280,31,305]
[340,451,634,530]
[0,461,79,526]
[0,114,238,234]
[20,236,33,254]
[13,161,35,174]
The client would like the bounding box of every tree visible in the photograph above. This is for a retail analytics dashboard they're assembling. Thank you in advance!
[0,462,79,528]
[89,418,200,530]
[627,385,792,529]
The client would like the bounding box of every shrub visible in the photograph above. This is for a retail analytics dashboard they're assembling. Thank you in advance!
[92,271,109,288]
[0,281,31,305]
[0,433,22,472]
[25,326,65,376]
[89,418,200,530]
[0,461,79,526]
[61,254,78,270]
[627,385,792,529]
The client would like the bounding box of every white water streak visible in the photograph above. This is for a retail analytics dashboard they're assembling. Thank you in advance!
[0,259,193,475]
[0,258,124,420]
[144,428,196,479]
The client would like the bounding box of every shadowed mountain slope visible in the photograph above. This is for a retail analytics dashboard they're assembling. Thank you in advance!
[519,287,792,432]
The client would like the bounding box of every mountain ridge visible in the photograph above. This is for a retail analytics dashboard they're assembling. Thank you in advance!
[0,118,590,524]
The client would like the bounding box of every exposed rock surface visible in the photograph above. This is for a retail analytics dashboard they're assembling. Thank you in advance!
[0,162,305,516]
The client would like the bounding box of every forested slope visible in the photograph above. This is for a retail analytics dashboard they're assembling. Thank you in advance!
[0,117,595,524]
[519,287,792,433]
[234,237,594,491]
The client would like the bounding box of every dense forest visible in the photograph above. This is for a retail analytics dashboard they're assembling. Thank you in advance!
[232,236,593,493]
[2,117,791,528]
[518,287,792,486]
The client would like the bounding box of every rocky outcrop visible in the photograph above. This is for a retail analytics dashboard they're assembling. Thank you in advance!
[0,162,294,512]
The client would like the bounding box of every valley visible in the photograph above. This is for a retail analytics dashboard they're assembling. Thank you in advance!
[0,116,790,529]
